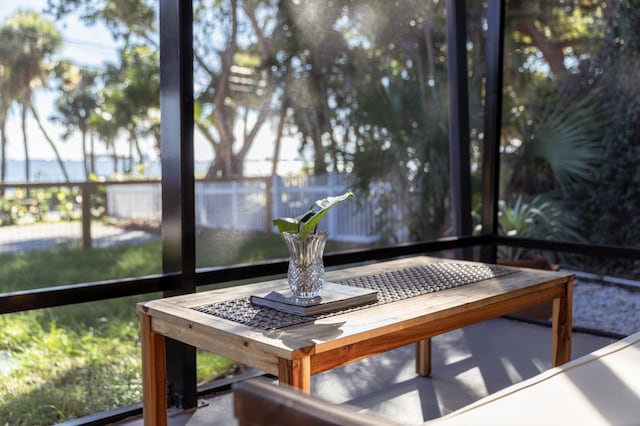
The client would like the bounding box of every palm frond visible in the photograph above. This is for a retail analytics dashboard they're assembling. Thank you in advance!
[510,90,607,193]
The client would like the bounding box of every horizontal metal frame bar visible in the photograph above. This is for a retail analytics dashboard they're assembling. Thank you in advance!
[3,234,638,315]
[0,274,180,315]
[495,236,640,260]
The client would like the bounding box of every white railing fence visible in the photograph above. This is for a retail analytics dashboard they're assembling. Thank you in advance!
[106,173,382,243]
[106,183,162,222]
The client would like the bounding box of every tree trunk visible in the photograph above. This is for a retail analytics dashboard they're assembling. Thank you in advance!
[0,114,6,196]
[82,130,89,179]
[271,99,289,176]
[311,111,325,175]
[21,105,30,184]
[128,138,133,174]
[0,113,7,185]
[111,146,118,175]
[134,134,144,167]
[211,0,238,179]
[31,105,70,182]
[510,17,566,76]
[90,133,96,175]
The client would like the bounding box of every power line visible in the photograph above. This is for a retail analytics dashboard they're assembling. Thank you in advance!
[0,26,125,55]
[60,35,121,54]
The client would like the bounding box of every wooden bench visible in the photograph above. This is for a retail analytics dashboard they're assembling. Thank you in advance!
[234,331,640,426]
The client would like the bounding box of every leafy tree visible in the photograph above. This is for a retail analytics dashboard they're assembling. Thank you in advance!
[504,85,606,197]
[563,0,640,253]
[0,49,10,187]
[500,0,607,153]
[48,0,159,175]
[0,10,69,182]
[51,0,277,179]
[497,0,639,274]
[193,0,279,179]
[269,0,352,175]
[46,0,156,45]
[498,2,608,213]
[100,45,160,172]
[51,63,99,178]
[350,1,451,240]
[266,0,453,240]
[88,107,121,175]
[506,0,605,78]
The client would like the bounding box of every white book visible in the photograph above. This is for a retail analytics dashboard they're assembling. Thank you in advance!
[250,282,378,316]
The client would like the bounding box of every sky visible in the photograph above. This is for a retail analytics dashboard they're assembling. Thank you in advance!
[0,1,305,176]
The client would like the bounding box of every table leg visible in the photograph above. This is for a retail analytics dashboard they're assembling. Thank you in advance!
[140,312,167,426]
[551,278,573,367]
[416,338,431,376]
[278,356,312,394]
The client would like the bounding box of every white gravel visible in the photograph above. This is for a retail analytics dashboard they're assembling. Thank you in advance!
[573,279,640,336]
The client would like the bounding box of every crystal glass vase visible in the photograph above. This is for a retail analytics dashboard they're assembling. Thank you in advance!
[282,232,328,299]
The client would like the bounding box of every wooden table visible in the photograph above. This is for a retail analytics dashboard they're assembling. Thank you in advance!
[138,256,573,425]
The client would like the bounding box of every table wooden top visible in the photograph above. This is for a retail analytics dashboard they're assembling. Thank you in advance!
[137,256,573,375]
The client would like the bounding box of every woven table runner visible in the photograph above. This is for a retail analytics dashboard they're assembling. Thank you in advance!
[193,262,515,330]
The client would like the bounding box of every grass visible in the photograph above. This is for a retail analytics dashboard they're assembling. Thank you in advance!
[0,228,367,425]
[1,298,148,424]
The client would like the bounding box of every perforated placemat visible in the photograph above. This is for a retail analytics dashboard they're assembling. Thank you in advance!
[193,262,515,330]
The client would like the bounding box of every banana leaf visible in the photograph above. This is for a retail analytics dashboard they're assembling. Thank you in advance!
[273,190,354,237]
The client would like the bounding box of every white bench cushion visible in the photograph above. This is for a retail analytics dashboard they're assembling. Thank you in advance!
[428,331,640,425]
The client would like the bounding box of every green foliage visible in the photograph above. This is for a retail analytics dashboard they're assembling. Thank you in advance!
[196,229,290,267]
[335,0,452,242]
[0,242,161,293]
[196,351,241,386]
[195,228,368,270]
[350,71,451,241]
[0,187,81,226]
[51,64,99,138]
[568,93,640,270]
[0,312,143,425]
[272,191,354,237]
[495,195,584,261]
[497,0,640,275]
[554,0,640,273]
[0,184,112,227]
[0,10,71,182]
[506,89,606,195]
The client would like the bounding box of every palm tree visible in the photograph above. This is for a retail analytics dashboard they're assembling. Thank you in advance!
[100,45,159,174]
[89,109,120,176]
[0,20,20,187]
[505,90,606,196]
[51,62,99,179]
[0,70,10,189]
[2,10,69,183]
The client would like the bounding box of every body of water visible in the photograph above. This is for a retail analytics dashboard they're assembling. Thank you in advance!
[2,158,304,183]
[2,159,207,183]
[2,158,160,183]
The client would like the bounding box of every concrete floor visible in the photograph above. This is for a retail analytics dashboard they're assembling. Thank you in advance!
[115,317,615,426]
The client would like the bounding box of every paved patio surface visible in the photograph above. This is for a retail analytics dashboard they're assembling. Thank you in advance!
[0,222,158,253]
[115,317,615,426]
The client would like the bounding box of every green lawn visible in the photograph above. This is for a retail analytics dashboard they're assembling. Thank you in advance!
[0,228,367,425]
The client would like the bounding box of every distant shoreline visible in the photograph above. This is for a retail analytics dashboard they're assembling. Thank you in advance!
[1,159,305,183]
[2,158,160,183]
